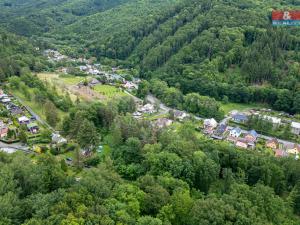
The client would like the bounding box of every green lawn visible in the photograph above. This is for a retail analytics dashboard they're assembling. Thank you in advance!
[38,73,85,86]
[220,102,266,114]
[59,74,85,85]
[93,84,127,99]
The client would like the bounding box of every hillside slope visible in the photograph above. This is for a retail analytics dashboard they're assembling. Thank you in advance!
[0,0,133,35]
[1,0,300,113]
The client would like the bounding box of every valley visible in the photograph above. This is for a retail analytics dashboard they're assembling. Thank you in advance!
[0,1,300,224]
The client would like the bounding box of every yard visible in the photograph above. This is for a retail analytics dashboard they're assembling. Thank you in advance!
[93,84,127,100]
[37,73,128,102]
[38,73,85,85]
[220,102,266,114]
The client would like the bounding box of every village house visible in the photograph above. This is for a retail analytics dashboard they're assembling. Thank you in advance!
[123,81,138,90]
[18,116,30,124]
[291,122,300,135]
[229,127,242,138]
[212,124,228,140]
[174,110,189,121]
[262,115,281,127]
[244,130,258,143]
[275,149,288,158]
[266,138,279,149]
[0,126,8,138]
[10,107,23,116]
[138,104,155,114]
[203,118,218,134]
[232,113,248,123]
[285,143,300,155]
[204,118,218,129]
[27,123,39,134]
[52,133,67,145]
[235,139,249,149]
[155,118,173,129]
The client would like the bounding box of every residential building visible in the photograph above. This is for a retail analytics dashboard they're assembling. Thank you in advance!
[123,81,138,90]
[232,113,248,123]
[27,123,39,134]
[285,143,300,155]
[139,104,155,114]
[275,149,288,158]
[52,133,67,145]
[235,139,248,149]
[0,126,8,138]
[291,122,300,135]
[212,124,228,140]
[266,138,279,149]
[245,130,258,143]
[18,116,30,124]
[229,127,242,138]
[174,110,188,121]
[204,118,218,129]
[262,115,281,127]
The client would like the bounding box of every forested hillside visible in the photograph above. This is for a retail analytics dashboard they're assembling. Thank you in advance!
[0,0,133,35]
[47,0,300,113]
[0,30,47,80]
[1,0,300,113]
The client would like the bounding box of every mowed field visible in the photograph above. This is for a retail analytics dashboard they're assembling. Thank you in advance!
[93,84,127,99]
[37,73,128,102]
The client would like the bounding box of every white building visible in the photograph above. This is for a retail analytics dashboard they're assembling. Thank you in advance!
[52,133,67,145]
[139,104,155,114]
[18,116,30,124]
[204,118,218,129]
[262,115,281,126]
[291,122,300,135]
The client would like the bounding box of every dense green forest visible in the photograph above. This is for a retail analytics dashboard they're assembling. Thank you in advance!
[0,0,133,35]
[0,30,47,80]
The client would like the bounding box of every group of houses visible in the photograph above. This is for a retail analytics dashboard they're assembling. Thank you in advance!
[18,116,39,134]
[265,138,299,159]
[203,118,259,149]
[202,116,300,159]
[231,111,300,135]
[0,89,40,138]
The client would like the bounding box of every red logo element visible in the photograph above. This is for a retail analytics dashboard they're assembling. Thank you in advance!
[272,10,300,20]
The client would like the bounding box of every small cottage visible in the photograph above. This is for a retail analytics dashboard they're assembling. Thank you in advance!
[244,130,258,143]
[266,138,279,149]
[285,143,300,155]
[232,114,248,123]
[291,122,300,135]
[229,127,242,138]
[18,116,30,124]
